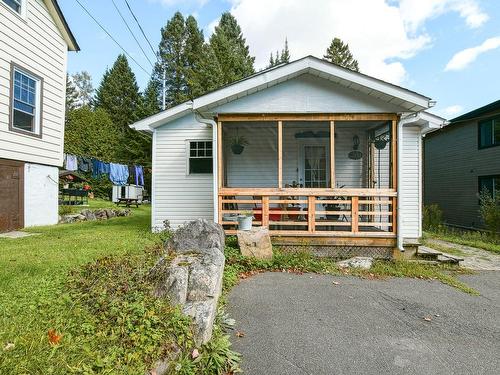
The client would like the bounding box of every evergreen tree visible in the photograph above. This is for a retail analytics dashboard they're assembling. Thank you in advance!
[94,54,141,132]
[154,12,188,107]
[140,79,160,118]
[280,38,290,64]
[72,71,93,107]
[324,37,359,71]
[184,15,210,99]
[209,12,255,84]
[267,38,291,68]
[65,74,78,114]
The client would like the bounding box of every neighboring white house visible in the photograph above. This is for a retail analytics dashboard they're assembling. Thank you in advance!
[131,56,445,255]
[0,0,79,231]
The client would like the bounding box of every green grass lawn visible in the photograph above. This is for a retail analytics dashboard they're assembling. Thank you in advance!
[423,229,500,254]
[0,200,158,373]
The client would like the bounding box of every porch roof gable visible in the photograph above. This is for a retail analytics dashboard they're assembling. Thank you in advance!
[130,56,434,131]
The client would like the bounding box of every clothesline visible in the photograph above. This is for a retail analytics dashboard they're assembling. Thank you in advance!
[63,153,145,187]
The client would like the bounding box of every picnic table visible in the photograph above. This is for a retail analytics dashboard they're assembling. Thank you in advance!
[115,198,140,208]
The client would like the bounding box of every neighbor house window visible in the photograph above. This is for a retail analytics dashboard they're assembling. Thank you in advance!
[188,141,212,174]
[478,175,500,199]
[10,65,42,136]
[2,0,22,13]
[478,116,500,148]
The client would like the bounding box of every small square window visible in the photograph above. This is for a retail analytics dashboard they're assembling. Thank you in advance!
[479,175,500,199]
[10,65,42,136]
[478,117,500,149]
[188,141,212,174]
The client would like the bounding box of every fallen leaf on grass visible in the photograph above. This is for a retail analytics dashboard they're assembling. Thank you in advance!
[3,343,15,351]
[192,348,199,359]
[236,331,245,338]
[48,329,62,345]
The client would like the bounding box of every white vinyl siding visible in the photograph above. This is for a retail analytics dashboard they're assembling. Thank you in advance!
[153,114,213,230]
[400,126,421,239]
[0,0,67,166]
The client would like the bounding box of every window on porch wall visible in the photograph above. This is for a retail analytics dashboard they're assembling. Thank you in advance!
[219,119,395,234]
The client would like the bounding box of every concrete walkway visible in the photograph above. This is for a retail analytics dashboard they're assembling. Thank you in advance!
[425,238,500,271]
[228,272,500,375]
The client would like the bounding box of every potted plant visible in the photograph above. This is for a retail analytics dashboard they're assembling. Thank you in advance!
[237,210,253,230]
[230,136,249,155]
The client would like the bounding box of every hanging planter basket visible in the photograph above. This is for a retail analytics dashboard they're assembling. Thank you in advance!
[231,144,245,154]
[374,139,387,150]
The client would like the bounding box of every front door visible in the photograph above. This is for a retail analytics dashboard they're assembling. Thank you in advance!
[300,144,329,188]
[0,160,24,232]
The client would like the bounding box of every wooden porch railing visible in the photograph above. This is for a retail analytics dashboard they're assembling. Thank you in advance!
[218,188,397,237]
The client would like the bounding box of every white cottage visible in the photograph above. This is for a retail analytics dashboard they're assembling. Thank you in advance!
[131,56,445,256]
[0,0,78,231]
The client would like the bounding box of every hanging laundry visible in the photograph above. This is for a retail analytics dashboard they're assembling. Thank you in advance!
[64,154,78,171]
[128,165,136,185]
[91,159,110,178]
[77,156,92,173]
[135,165,144,186]
[109,163,129,186]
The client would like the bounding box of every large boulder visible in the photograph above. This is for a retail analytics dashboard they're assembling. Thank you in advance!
[337,256,373,270]
[152,220,226,346]
[237,227,273,260]
[166,219,225,255]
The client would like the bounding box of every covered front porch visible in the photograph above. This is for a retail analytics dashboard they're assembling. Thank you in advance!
[215,113,398,247]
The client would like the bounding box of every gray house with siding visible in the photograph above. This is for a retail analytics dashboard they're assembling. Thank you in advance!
[424,100,500,229]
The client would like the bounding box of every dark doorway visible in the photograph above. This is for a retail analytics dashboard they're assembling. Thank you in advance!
[0,159,24,232]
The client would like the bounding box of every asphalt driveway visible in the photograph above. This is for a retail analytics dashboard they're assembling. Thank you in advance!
[228,271,500,375]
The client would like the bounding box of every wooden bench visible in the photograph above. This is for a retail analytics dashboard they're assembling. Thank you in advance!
[115,198,140,208]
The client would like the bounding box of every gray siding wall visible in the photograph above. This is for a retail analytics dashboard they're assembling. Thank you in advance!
[424,117,500,229]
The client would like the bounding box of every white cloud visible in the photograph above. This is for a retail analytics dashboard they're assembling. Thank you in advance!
[443,105,463,117]
[398,0,488,32]
[150,0,209,8]
[445,36,500,71]
[212,0,487,85]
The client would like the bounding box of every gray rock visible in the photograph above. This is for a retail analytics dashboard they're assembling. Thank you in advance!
[105,209,116,218]
[187,250,225,301]
[166,219,225,255]
[337,256,374,270]
[154,262,190,305]
[183,300,218,346]
[237,227,273,260]
[59,214,81,224]
[81,209,96,221]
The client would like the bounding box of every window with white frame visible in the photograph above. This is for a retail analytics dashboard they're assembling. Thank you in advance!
[10,66,42,135]
[2,0,23,14]
[188,141,213,174]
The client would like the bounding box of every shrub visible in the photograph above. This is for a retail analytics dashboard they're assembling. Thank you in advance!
[479,190,500,237]
[423,204,443,231]
[58,204,73,215]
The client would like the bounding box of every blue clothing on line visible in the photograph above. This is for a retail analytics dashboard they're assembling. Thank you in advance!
[135,165,144,186]
[109,163,129,186]
[92,159,110,178]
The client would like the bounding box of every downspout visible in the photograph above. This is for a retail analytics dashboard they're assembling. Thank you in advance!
[195,112,218,223]
[397,112,421,251]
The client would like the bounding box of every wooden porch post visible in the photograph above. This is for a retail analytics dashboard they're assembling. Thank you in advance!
[278,120,283,189]
[391,119,397,190]
[262,196,269,228]
[351,196,359,233]
[330,120,335,188]
[217,121,223,189]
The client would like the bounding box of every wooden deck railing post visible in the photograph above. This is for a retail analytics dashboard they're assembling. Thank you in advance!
[262,196,269,228]
[278,120,283,189]
[392,196,397,234]
[218,195,223,225]
[351,196,359,233]
[308,196,316,233]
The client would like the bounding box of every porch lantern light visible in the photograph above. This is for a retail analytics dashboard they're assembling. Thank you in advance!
[348,135,363,160]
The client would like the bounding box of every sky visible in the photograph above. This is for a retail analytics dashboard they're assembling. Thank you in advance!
[60,0,500,119]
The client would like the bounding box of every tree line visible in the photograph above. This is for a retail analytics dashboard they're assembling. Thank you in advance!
[64,11,359,166]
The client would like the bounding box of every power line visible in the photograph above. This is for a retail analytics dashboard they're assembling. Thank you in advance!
[111,0,154,68]
[123,0,157,57]
[75,0,150,76]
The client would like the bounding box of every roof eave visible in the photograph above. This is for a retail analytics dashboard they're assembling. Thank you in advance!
[44,0,80,51]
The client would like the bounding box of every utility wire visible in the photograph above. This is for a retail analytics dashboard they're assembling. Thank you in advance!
[111,0,154,68]
[123,0,157,57]
[75,0,150,76]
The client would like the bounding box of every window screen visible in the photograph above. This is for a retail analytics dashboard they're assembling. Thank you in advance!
[12,68,39,134]
[189,141,212,174]
[478,117,500,148]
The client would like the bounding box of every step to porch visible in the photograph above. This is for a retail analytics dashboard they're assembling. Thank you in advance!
[416,246,464,265]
